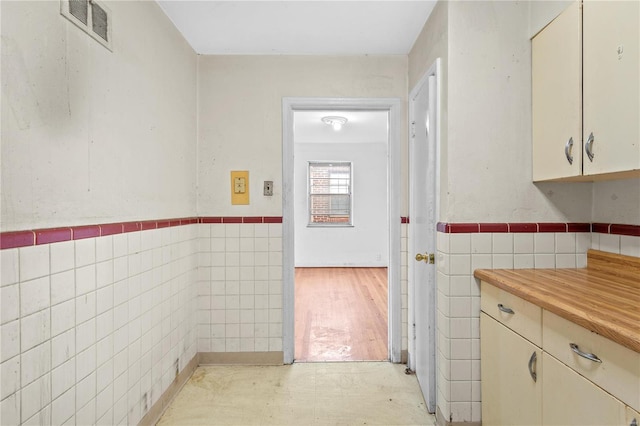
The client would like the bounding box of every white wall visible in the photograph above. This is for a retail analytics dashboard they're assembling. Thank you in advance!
[197,55,408,217]
[294,143,388,267]
[1,0,198,232]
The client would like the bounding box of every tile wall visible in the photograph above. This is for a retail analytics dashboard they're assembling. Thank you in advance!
[0,224,199,425]
[435,222,640,423]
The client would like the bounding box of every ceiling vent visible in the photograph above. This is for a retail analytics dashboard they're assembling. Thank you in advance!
[61,0,112,51]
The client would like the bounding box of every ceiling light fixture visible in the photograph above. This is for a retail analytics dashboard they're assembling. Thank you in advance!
[321,116,348,131]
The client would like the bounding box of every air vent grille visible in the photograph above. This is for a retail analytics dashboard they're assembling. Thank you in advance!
[60,0,112,51]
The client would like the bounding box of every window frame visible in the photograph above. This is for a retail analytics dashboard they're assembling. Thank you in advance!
[60,0,113,51]
[307,161,354,227]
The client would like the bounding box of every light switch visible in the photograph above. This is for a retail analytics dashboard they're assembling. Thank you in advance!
[263,181,273,196]
[230,171,249,205]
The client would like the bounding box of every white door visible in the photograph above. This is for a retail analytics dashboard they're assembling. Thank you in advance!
[408,65,438,413]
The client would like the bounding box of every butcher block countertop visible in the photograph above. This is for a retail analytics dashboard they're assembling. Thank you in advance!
[474,249,640,353]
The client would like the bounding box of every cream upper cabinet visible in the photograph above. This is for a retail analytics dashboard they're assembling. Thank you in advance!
[532,1,582,181]
[480,313,542,426]
[532,0,640,181]
[582,0,640,176]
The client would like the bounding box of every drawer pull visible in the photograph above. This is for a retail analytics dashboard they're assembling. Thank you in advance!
[569,343,602,363]
[497,304,515,314]
[528,351,537,382]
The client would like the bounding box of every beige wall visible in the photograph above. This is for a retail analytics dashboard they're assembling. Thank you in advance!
[197,55,408,216]
[1,0,198,232]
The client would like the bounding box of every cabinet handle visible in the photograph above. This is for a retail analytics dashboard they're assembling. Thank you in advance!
[569,343,602,363]
[497,303,514,314]
[585,132,595,162]
[528,351,537,382]
[564,137,574,165]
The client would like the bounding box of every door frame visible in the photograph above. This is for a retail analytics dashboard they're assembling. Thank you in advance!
[282,97,403,364]
[408,58,440,412]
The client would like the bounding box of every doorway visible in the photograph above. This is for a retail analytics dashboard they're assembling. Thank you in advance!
[282,98,403,364]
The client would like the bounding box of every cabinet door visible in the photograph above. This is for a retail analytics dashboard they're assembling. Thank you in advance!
[542,353,626,425]
[583,0,640,176]
[627,406,640,426]
[532,0,582,181]
[480,313,541,425]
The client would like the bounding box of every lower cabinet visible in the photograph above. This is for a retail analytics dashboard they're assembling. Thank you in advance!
[480,313,541,425]
[542,353,626,425]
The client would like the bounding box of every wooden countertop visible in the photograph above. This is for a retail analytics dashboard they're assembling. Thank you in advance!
[474,250,640,353]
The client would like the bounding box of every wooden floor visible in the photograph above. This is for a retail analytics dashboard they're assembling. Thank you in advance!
[294,267,388,362]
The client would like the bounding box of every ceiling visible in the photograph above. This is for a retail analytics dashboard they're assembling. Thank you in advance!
[294,111,388,144]
[156,1,437,55]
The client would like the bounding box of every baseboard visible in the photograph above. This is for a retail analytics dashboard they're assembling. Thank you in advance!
[435,406,481,426]
[198,351,284,365]
[139,354,199,426]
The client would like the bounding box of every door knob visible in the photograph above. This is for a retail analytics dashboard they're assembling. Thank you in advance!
[415,253,435,264]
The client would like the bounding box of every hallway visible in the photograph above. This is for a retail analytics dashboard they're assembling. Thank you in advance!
[157,362,434,425]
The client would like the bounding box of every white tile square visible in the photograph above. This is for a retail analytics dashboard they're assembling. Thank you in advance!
[450,339,471,360]
[450,402,472,422]
[576,232,591,253]
[534,233,555,253]
[1,320,20,362]
[76,292,96,325]
[76,264,96,296]
[449,234,471,254]
[75,238,96,268]
[471,254,492,272]
[51,241,75,274]
[76,373,96,411]
[513,254,534,269]
[621,235,640,257]
[555,233,576,253]
[95,236,113,263]
[1,249,19,287]
[52,387,75,426]
[20,245,50,282]
[492,254,513,269]
[76,345,96,381]
[96,261,114,289]
[450,381,471,402]
[51,329,75,368]
[1,356,20,400]
[268,224,282,238]
[591,232,600,250]
[113,257,128,282]
[450,297,470,318]
[96,384,112,419]
[21,341,51,387]
[534,254,555,269]
[51,299,75,337]
[127,232,141,255]
[51,270,75,306]
[21,276,50,317]
[52,358,75,400]
[96,286,114,315]
[21,372,51,421]
[555,254,576,268]
[513,233,534,254]
[1,284,19,324]
[112,234,128,258]
[21,309,50,352]
[76,319,96,353]
[225,238,240,252]
[450,360,472,381]
[76,396,96,426]
[240,225,254,238]
[449,255,470,275]
[492,233,513,254]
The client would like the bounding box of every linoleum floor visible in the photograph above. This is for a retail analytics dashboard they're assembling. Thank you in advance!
[157,362,435,425]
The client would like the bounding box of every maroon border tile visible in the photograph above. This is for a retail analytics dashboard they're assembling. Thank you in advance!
[181,218,199,225]
[401,217,409,224]
[100,223,123,236]
[263,217,283,224]
[1,231,35,249]
[123,222,141,233]
[243,217,262,223]
[610,224,640,237]
[72,225,101,240]
[169,220,181,227]
[538,223,567,233]
[479,223,509,233]
[200,217,223,224]
[156,220,171,228]
[567,223,591,233]
[222,217,243,224]
[508,223,538,233]
[35,228,72,245]
[140,221,158,231]
[591,223,610,234]
[436,222,449,233]
[449,223,480,233]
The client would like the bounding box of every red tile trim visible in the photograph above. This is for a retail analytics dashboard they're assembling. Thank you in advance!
[449,223,480,233]
[610,224,640,237]
[401,217,409,224]
[538,223,567,233]
[479,223,508,233]
[263,216,283,223]
[591,223,610,234]
[72,225,101,240]
[200,217,223,224]
[140,221,158,231]
[243,217,262,223]
[35,228,72,245]
[156,220,171,228]
[222,217,243,224]
[1,231,35,249]
[508,223,538,233]
[122,222,141,233]
[436,222,449,233]
[568,223,591,233]
[100,223,123,236]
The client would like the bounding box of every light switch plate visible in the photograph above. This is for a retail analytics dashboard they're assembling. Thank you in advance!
[230,171,249,205]
[263,181,273,196]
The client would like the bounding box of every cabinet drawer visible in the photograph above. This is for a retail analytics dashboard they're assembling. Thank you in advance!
[481,282,542,347]
[543,311,640,412]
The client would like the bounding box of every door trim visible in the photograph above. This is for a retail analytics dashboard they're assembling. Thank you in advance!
[282,97,403,364]
[408,58,440,413]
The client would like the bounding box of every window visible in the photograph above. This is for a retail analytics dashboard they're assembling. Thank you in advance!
[61,0,112,51]
[308,162,352,226]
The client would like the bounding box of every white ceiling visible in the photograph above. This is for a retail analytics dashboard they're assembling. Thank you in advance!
[156,1,437,55]
[294,110,388,144]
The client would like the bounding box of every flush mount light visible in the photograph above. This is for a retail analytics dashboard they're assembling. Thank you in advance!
[321,116,348,131]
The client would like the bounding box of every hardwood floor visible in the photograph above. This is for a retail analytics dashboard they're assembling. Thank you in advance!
[294,267,388,362]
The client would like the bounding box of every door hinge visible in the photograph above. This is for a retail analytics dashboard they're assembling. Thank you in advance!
[411,121,416,138]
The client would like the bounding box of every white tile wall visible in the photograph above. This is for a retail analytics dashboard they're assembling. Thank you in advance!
[0,225,198,426]
[435,230,628,423]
